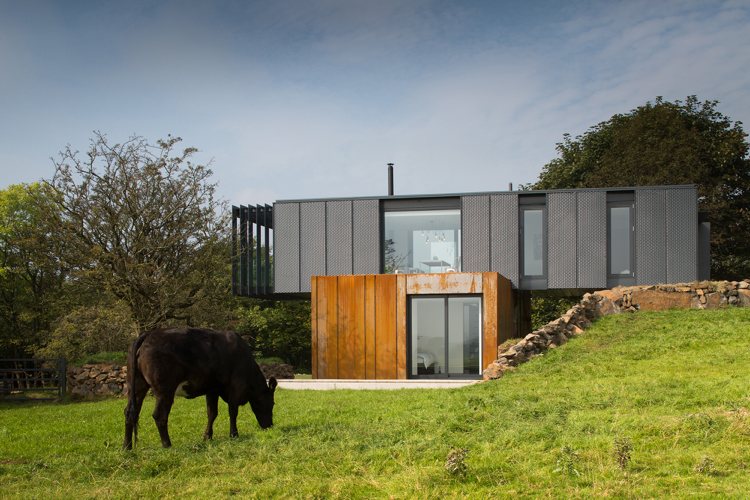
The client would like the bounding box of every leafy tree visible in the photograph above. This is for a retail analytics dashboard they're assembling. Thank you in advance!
[534,96,750,279]
[48,132,229,331]
[236,300,311,371]
[37,301,138,364]
[0,183,64,356]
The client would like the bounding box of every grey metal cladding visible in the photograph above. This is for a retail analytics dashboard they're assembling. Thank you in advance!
[666,187,698,282]
[548,192,577,288]
[273,202,300,293]
[576,191,606,288]
[462,195,490,272]
[636,189,666,285]
[326,200,353,275]
[353,199,380,274]
[490,193,519,287]
[300,201,326,292]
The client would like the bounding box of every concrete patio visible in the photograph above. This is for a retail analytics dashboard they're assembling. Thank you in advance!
[277,379,481,390]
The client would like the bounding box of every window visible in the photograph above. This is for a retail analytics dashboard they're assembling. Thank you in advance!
[520,195,547,289]
[607,192,635,286]
[409,295,481,378]
[382,200,461,273]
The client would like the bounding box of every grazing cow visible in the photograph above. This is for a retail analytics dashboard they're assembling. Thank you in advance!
[123,327,277,449]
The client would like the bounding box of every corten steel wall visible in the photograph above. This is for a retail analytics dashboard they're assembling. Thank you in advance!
[273,185,700,293]
[311,272,512,379]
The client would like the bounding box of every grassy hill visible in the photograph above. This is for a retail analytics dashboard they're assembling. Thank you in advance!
[1,308,749,497]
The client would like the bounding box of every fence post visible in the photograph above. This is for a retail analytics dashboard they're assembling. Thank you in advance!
[58,358,67,399]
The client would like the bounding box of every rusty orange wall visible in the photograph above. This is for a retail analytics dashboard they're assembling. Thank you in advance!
[312,275,407,379]
[311,273,511,379]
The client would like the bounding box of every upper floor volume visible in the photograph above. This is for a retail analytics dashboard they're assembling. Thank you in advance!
[231,184,709,297]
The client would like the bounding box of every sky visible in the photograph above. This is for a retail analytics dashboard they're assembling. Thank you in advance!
[1,0,749,205]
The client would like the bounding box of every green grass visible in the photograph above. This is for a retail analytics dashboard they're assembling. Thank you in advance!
[2,308,750,498]
[74,351,128,366]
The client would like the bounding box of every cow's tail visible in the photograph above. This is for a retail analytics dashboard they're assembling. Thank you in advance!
[123,332,148,450]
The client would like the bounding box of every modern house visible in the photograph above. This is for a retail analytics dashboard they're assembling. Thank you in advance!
[232,181,709,380]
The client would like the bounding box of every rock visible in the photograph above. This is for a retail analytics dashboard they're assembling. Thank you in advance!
[568,324,584,336]
[629,289,694,311]
[703,292,724,309]
[597,297,620,316]
[483,362,512,380]
[738,281,749,289]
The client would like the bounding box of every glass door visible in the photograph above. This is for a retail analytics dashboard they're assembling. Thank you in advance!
[409,296,481,378]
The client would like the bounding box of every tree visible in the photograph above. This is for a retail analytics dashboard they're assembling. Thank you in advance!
[48,132,229,331]
[0,183,65,356]
[236,300,311,371]
[534,96,750,279]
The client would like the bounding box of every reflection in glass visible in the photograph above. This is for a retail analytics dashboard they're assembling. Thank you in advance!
[610,206,631,275]
[410,296,481,377]
[523,209,543,276]
[384,210,461,273]
[448,297,481,375]
[411,297,445,376]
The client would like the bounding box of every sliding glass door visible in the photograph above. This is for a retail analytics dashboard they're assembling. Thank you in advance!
[409,296,481,378]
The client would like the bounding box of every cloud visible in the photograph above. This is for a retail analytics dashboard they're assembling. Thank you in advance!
[1,0,749,206]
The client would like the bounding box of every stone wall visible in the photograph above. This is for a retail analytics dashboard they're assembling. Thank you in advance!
[66,362,294,398]
[68,363,127,398]
[483,279,750,380]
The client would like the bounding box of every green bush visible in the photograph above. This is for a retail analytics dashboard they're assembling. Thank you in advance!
[531,294,578,330]
[236,299,311,371]
[37,302,138,364]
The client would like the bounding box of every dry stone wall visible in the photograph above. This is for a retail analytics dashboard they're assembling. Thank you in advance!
[67,363,127,398]
[66,362,294,398]
[483,279,750,380]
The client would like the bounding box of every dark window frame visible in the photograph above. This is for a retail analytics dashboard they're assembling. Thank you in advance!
[407,294,483,380]
[607,191,636,287]
[519,195,548,289]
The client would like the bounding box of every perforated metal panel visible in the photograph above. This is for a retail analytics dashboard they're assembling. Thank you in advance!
[636,189,666,285]
[462,195,490,272]
[353,199,380,274]
[300,201,326,292]
[273,202,300,293]
[666,187,698,282]
[326,201,353,275]
[548,192,577,288]
[576,191,606,288]
[490,194,519,287]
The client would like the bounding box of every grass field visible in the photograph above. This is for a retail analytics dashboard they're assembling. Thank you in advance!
[1,308,750,498]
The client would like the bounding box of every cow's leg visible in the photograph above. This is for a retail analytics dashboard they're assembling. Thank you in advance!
[228,402,239,438]
[123,374,149,450]
[203,393,219,440]
[152,391,175,448]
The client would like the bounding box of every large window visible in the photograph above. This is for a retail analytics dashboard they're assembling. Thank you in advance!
[409,295,481,378]
[383,209,461,273]
[520,195,547,288]
[607,192,635,286]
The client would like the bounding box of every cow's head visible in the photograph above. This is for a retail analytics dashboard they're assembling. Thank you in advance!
[249,377,277,429]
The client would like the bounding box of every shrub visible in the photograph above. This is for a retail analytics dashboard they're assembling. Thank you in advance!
[37,302,138,364]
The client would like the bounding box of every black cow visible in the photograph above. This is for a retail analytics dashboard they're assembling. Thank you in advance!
[123,327,277,449]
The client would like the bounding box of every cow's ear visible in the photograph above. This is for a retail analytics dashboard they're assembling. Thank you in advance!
[268,377,278,392]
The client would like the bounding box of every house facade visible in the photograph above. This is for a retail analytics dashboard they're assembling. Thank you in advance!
[232,184,709,380]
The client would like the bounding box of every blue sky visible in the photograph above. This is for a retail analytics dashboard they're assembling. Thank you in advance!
[1,0,749,205]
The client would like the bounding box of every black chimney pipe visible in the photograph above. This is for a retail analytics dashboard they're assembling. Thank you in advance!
[387,163,394,196]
